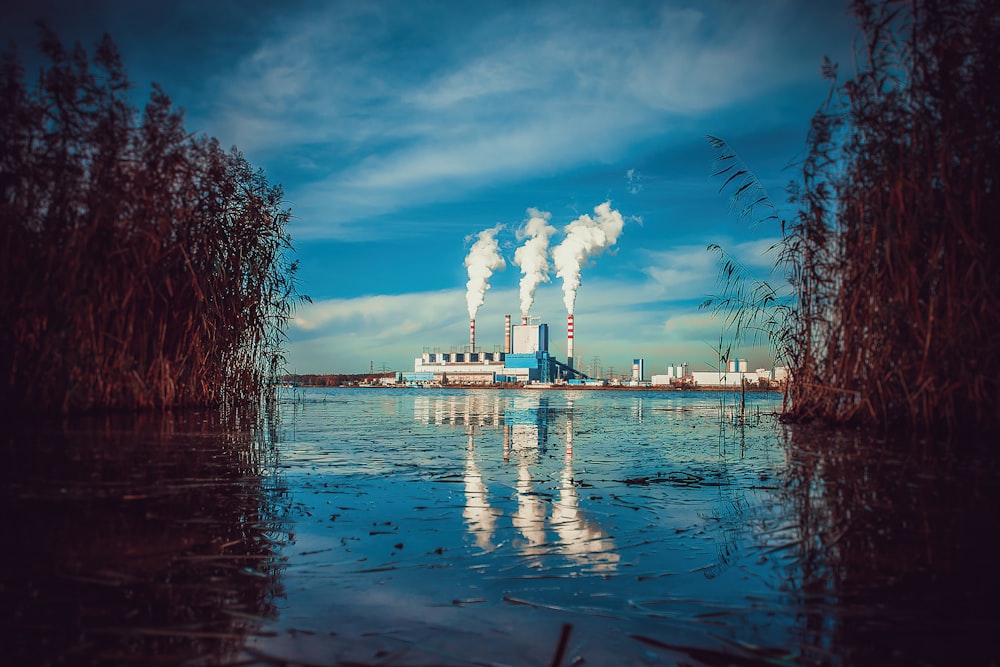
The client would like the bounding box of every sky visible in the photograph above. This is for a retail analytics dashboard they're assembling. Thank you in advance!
[2,0,857,376]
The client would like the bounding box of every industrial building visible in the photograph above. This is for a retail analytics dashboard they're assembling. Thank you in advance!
[401,309,786,389]
[631,358,645,383]
[651,362,689,386]
[406,314,585,385]
[650,362,787,388]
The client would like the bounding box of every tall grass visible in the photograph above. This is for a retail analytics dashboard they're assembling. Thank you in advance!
[704,0,1000,437]
[0,28,307,414]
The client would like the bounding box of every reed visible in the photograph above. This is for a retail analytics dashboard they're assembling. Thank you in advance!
[704,0,1000,438]
[0,28,307,414]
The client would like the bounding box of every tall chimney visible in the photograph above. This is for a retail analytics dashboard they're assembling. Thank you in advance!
[470,318,476,353]
[521,315,528,325]
[504,314,511,354]
[567,314,574,369]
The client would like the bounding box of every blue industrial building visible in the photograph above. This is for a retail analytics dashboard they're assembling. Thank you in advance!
[504,351,556,383]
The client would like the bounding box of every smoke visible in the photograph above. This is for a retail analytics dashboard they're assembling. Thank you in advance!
[551,201,624,314]
[464,225,506,320]
[512,208,556,319]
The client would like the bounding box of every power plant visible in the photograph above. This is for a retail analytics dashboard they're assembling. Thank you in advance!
[404,203,625,386]
[410,313,587,385]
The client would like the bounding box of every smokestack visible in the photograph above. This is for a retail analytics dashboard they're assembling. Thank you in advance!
[504,314,511,354]
[567,314,574,369]
[521,315,528,325]
[470,319,476,353]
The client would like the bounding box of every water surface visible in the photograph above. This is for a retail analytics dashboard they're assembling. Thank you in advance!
[2,388,996,666]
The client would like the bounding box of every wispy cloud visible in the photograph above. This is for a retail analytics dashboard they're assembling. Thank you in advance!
[198,2,839,241]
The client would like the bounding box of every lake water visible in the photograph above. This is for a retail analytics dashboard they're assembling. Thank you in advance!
[3,387,996,666]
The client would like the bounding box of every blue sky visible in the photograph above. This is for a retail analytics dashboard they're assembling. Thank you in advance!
[2,1,856,376]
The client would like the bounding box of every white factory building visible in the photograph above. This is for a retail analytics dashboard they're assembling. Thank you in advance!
[651,359,788,388]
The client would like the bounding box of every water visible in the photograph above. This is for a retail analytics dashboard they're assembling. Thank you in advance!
[2,388,996,666]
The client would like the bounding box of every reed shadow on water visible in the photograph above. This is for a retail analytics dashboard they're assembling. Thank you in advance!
[0,410,291,666]
[776,426,1000,666]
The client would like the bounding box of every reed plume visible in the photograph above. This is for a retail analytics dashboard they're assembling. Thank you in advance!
[0,28,307,414]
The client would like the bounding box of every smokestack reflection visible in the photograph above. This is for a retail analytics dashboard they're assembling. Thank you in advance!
[463,426,496,550]
[413,394,616,569]
[552,404,619,571]
[511,406,547,551]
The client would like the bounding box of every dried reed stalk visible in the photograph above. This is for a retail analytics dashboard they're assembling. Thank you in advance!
[705,0,999,439]
[0,28,307,414]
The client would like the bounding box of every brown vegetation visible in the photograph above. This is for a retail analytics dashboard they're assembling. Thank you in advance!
[0,27,306,413]
[706,0,999,437]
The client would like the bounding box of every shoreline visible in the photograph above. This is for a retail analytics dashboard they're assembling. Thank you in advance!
[291,383,785,394]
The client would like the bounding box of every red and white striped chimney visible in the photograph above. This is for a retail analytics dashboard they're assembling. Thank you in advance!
[469,319,476,353]
[504,314,511,354]
[567,314,574,369]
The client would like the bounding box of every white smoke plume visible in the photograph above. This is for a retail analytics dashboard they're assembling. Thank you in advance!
[512,208,556,319]
[464,225,506,320]
[551,201,625,314]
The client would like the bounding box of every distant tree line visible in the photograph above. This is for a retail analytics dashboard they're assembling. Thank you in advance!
[283,374,395,387]
[0,27,306,413]
[705,0,999,438]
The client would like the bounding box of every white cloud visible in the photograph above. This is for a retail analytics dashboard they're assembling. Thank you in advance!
[195,2,839,241]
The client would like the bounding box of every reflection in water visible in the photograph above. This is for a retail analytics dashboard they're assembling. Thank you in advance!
[413,392,504,427]
[168,387,990,667]
[510,395,548,552]
[512,441,548,553]
[776,427,999,666]
[553,404,619,570]
[1,411,290,665]
[463,426,497,550]
[435,392,618,570]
